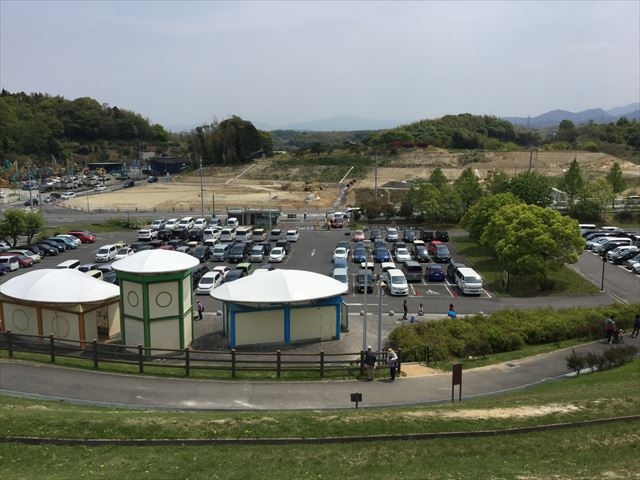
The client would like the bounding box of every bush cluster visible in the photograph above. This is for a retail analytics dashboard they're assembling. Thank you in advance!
[388,304,639,362]
[105,217,151,230]
[566,346,638,375]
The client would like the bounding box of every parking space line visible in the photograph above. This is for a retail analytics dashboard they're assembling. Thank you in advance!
[607,291,629,305]
[410,284,416,295]
[444,284,453,297]
[482,289,492,299]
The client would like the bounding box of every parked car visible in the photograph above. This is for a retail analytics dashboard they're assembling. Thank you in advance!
[403,229,416,243]
[55,234,81,248]
[353,247,368,264]
[352,230,365,242]
[192,245,211,263]
[48,237,75,250]
[229,243,251,263]
[212,265,230,280]
[250,244,266,262]
[78,263,100,273]
[383,269,408,296]
[355,269,375,293]
[428,241,450,263]
[395,248,412,263]
[607,245,639,263]
[447,262,466,283]
[38,240,64,254]
[60,191,76,200]
[157,229,173,241]
[8,249,41,263]
[194,218,207,230]
[147,176,158,183]
[0,255,20,271]
[421,230,435,242]
[414,245,430,263]
[176,245,193,255]
[269,229,282,241]
[333,247,349,263]
[95,244,118,262]
[137,229,158,241]
[252,228,267,241]
[165,218,179,231]
[386,227,399,242]
[212,243,231,261]
[332,267,350,288]
[369,229,382,241]
[426,264,445,282]
[374,247,390,263]
[402,260,423,282]
[224,268,246,283]
[236,262,254,275]
[196,271,223,294]
[0,241,11,252]
[189,228,204,242]
[150,219,167,231]
[286,229,300,242]
[191,264,210,287]
[68,230,96,243]
[115,247,134,260]
[275,239,291,254]
[269,247,286,263]
[123,180,135,188]
[1,253,33,268]
[612,247,640,265]
[435,230,449,242]
[455,267,483,295]
[333,257,349,271]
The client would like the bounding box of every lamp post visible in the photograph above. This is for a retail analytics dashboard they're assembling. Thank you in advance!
[362,245,371,352]
[199,156,204,217]
[600,256,606,292]
[377,277,384,352]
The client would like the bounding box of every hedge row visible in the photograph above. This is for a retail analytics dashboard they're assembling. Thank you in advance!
[388,304,639,362]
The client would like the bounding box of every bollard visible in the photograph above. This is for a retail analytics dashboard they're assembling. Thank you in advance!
[359,350,365,376]
[397,348,402,374]
[138,344,144,373]
[6,330,12,359]
[231,348,237,378]
[92,339,98,369]
[276,350,281,378]
[320,351,325,379]
[49,334,55,363]
[184,347,190,377]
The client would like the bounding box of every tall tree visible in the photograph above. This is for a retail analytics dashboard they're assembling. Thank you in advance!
[429,168,448,190]
[454,168,483,211]
[557,119,578,144]
[461,192,522,242]
[23,211,45,244]
[606,162,626,204]
[484,170,510,195]
[508,171,552,207]
[0,209,26,247]
[558,158,584,204]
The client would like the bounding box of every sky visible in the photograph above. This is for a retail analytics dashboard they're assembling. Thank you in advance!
[1,0,639,129]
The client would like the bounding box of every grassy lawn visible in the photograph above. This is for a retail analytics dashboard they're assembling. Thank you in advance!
[0,361,638,478]
[453,236,599,297]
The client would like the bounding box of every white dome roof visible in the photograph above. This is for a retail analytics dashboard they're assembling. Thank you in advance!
[112,249,199,274]
[211,269,348,304]
[0,269,119,304]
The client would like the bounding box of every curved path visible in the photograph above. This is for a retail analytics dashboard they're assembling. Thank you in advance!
[2,337,636,411]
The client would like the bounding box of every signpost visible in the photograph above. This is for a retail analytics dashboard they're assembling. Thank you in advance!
[350,392,362,409]
[452,363,463,403]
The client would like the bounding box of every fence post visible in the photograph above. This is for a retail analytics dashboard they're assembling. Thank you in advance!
[359,350,364,376]
[138,344,144,373]
[185,347,190,377]
[49,334,55,363]
[397,348,402,374]
[276,350,281,379]
[6,330,12,359]
[320,350,325,379]
[92,339,98,369]
[426,346,430,365]
[231,348,236,378]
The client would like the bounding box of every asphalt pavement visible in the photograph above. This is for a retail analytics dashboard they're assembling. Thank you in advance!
[2,336,637,410]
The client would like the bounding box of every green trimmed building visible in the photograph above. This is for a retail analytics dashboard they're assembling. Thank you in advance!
[112,250,199,353]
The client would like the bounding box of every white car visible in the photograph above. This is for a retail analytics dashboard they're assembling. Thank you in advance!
[203,228,221,241]
[333,247,349,263]
[196,271,223,294]
[165,218,179,231]
[286,229,300,242]
[213,265,230,280]
[384,269,408,296]
[386,227,399,242]
[94,184,106,192]
[269,247,286,263]
[55,234,81,247]
[194,218,207,230]
[60,191,76,200]
[360,261,375,271]
[137,229,157,241]
[395,248,412,263]
[0,241,10,252]
[115,247,134,260]
[381,261,397,274]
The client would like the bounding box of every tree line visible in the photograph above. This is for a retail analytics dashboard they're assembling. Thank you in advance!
[0,90,169,161]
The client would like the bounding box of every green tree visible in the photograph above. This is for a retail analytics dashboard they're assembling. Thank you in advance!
[508,171,552,207]
[454,168,483,211]
[436,186,464,223]
[606,162,626,203]
[484,170,510,195]
[429,168,448,190]
[481,203,584,280]
[570,178,613,222]
[23,211,45,244]
[0,209,26,247]
[558,158,584,204]
[557,119,578,144]
[461,192,522,242]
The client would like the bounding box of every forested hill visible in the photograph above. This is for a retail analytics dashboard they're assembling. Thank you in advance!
[0,90,169,159]
[365,114,539,149]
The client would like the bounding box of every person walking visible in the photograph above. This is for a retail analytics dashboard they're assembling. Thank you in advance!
[418,303,424,316]
[197,300,204,321]
[448,303,457,319]
[364,346,376,381]
[631,314,640,338]
[387,348,398,382]
[604,314,615,343]
[403,299,408,320]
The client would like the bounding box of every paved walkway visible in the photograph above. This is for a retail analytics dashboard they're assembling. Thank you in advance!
[1,336,637,411]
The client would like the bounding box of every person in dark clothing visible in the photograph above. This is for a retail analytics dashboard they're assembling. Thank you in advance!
[387,348,398,381]
[403,299,408,320]
[631,314,640,338]
[364,346,376,381]
[604,315,615,343]
[197,300,204,321]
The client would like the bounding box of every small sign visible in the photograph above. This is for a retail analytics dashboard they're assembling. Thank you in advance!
[452,363,462,385]
[350,392,363,409]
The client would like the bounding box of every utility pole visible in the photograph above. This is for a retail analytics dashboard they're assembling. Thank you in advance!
[374,151,378,199]
[363,254,368,352]
[212,193,215,217]
[528,149,533,171]
[377,281,384,351]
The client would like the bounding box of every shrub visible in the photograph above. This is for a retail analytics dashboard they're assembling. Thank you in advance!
[566,349,586,375]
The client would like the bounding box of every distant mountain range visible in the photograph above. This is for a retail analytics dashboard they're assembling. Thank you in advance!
[258,115,403,132]
[503,103,639,129]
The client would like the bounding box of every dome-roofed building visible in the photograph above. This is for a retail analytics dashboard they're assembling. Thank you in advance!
[212,269,349,348]
[112,249,199,352]
[0,269,120,345]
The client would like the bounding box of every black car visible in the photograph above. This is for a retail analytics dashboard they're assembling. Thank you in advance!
[46,238,70,251]
[137,244,154,252]
[123,180,135,188]
[157,229,173,241]
[421,230,435,242]
[258,241,272,255]
[403,229,416,242]
[224,269,246,283]
[355,269,375,293]
[275,239,291,254]
[370,229,382,241]
[433,244,451,263]
[147,176,158,183]
[23,244,45,257]
[229,243,251,263]
[24,198,39,206]
[172,228,190,240]
[78,263,100,273]
[435,230,449,242]
[414,245,430,263]
[103,270,119,285]
[168,239,186,249]
[192,245,211,263]
[189,228,203,241]
[446,262,465,283]
[130,242,147,252]
[191,264,210,287]
[36,242,60,255]
[176,245,192,255]
[612,248,640,265]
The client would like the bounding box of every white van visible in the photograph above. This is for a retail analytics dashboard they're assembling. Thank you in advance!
[235,226,253,242]
[203,227,221,241]
[286,229,299,242]
[56,259,81,269]
[226,217,239,229]
[95,244,118,262]
[212,243,231,261]
[165,218,179,231]
[193,218,207,230]
[220,228,236,242]
[0,256,19,271]
[455,267,483,295]
[177,216,195,231]
[384,268,408,296]
[252,228,266,241]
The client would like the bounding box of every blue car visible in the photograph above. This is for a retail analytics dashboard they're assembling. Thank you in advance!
[353,247,367,264]
[426,264,445,282]
[333,257,349,271]
[374,247,390,263]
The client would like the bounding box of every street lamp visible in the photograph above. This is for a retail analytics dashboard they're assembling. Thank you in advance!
[600,256,606,292]
[362,245,369,352]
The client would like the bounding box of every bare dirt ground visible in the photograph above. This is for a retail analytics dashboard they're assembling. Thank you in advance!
[360,150,640,187]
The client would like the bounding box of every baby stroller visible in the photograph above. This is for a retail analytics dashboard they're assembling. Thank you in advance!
[613,327,624,344]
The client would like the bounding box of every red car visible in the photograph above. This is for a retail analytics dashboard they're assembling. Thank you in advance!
[427,240,443,256]
[331,218,344,228]
[0,253,33,268]
[68,231,96,243]
[352,230,365,242]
